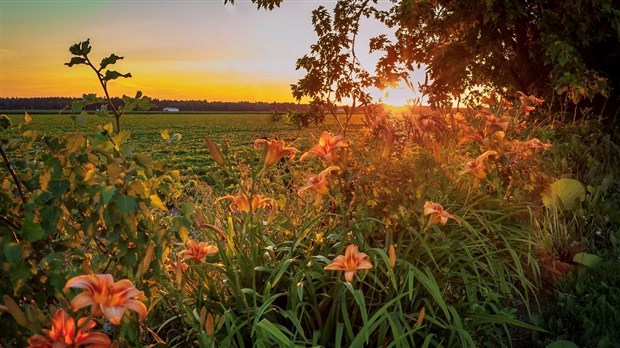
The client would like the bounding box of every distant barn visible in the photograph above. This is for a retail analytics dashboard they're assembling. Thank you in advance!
[163,107,179,112]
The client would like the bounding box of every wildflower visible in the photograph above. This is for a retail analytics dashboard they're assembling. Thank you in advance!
[460,150,498,180]
[298,166,340,205]
[483,114,509,134]
[254,138,299,168]
[64,274,147,325]
[27,308,111,348]
[423,201,461,226]
[179,240,218,262]
[482,131,505,153]
[506,138,552,161]
[217,192,273,214]
[480,90,497,106]
[517,91,544,116]
[204,137,226,167]
[300,132,349,163]
[324,244,373,283]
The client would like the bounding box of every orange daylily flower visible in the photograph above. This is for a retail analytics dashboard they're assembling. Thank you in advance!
[254,138,299,168]
[484,114,509,134]
[64,274,147,325]
[324,244,373,283]
[179,239,218,262]
[423,201,461,226]
[480,90,497,106]
[461,150,498,180]
[27,308,111,348]
[299,132,349,163]
[482,131,505,153]
[298,166,340,204]
[217,192,274,214]
[517,91,544,116]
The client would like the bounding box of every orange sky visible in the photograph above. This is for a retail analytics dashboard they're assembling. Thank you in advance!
[0,0,423,105]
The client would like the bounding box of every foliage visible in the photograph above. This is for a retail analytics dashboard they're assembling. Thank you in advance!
[245,0,620,111]
[535,258,620,347]
[2,88,551,346]
[0,112,190,345]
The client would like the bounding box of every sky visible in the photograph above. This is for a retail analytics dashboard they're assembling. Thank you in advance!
[0,0,423,105]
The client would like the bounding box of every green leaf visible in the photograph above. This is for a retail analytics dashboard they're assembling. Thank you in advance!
[255,319,291,346]
[100,54,123,70]
[0,114,12,130]
[71,114,86,125]
[546,339,578,348]
[116,195,138,212]
[48,179,69,200]
[101,186,116,204]
[22,218,45,242]
[541,178,585,210]
[3,243,23,263]
[65,57,87,67]
[573,252,603,268]
[169,133,183,142]
[104,70,132,81]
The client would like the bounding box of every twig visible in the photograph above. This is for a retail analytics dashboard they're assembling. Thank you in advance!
[0,146,27,204]
[0,215,20,243]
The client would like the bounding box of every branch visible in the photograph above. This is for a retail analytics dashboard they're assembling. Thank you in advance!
[0,215,20,243]
[0,146,27,205]
[83,56,123,132]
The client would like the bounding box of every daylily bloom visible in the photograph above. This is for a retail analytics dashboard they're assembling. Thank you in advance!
[506,138,552,161]
[480,90,498,106]
[217,192,273,214]
[324,244,373,283]
[484,114,509,134]
[517,91,544,116]
[300,132,348,163]
[64,274,147,325]
[423,201,461,226]
[27,308,111,348]
[461,150,498,180]
[298,166,340,205]
[254,138,299,168]
[482,131,505,153]
[179,239,218,262]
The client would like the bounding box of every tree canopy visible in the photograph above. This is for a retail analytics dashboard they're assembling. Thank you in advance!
[236,0,620,111]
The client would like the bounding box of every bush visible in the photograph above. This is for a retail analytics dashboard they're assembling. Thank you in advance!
[536,258,620,347]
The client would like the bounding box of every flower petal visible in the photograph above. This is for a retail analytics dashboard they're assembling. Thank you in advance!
[102,306,126,325]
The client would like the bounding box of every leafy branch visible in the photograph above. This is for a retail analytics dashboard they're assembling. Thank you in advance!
[65,39,154,132]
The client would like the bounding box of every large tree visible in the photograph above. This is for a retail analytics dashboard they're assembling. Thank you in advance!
[231,0,620,111]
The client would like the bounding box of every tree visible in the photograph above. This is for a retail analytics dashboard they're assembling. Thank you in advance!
[236,0,620,113]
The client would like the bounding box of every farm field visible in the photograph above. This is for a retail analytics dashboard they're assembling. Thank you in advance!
[3,112,367,176]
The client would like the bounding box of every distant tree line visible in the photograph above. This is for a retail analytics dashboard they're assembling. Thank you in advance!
[0,97,308,113]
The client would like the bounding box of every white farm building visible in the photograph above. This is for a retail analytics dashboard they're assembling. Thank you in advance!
[163,107,179,112]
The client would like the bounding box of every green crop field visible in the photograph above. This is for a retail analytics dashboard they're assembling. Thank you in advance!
[3,112,366,176]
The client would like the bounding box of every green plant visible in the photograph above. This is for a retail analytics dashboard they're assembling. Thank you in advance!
[535,258,620,347]
[65,39,154,133]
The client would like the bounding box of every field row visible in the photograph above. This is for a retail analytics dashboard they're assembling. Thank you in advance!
[4,112,366,176]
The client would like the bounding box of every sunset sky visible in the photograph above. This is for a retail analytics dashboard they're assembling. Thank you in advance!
[0,0,422,105]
